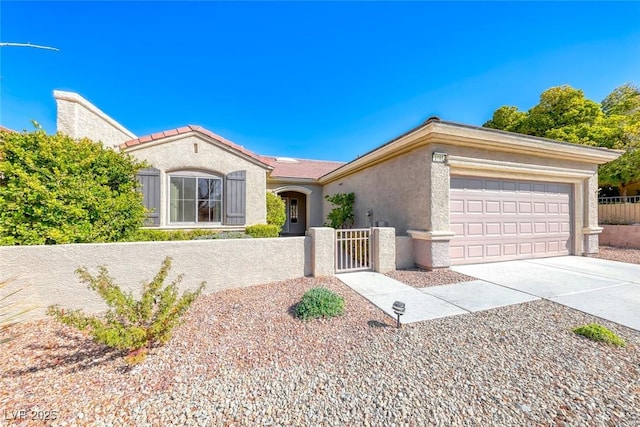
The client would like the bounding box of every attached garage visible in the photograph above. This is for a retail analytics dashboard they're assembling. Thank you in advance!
[320,118,621,269]
[449,176,571,265]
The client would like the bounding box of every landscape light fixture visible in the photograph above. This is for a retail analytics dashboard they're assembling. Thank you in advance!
[392,301,406,329]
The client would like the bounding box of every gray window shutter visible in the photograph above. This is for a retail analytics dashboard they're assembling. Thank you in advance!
[225,170,246,225]
[136,167,161,226]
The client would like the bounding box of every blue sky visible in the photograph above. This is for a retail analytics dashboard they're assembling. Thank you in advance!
[1,1,639,162]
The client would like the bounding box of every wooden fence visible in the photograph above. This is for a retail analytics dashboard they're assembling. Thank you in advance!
[598,202,640,225]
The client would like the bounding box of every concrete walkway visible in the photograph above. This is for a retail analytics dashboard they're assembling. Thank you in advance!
[336,271,538,324]
[338,256,640,331]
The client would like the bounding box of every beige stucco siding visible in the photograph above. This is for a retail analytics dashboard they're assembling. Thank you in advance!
[434,142,599,174]
[0,237,310,320]
[55,91,136,148]
[321,134,607,267]
[322,147,431,233]
[126,135,268,226]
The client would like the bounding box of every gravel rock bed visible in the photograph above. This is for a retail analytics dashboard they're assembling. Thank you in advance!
[589,245,640,265]
[386,268,477,288]
[2,277,639,426]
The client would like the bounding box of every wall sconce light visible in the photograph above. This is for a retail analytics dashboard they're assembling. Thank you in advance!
[392,301,406,328]
[432,152,447,163]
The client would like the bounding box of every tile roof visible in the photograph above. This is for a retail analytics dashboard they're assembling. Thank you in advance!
[0,125,15,133]
[261,156,345,180]
[120,125,270,167]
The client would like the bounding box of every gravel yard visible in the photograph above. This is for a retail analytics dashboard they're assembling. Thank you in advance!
[386,268,476,288]
[589,245,640,265]
[2,273,639,426]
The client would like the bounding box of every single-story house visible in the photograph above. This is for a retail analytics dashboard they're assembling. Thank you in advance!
[52,91,620,268]
[54,91,342,235]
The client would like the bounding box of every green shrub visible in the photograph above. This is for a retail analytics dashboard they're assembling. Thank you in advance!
[47,257,205,364]
[0,127,147,245]
[266,192,286,232]
[325,192,355,229]
[123,229,250,242]
[120,229,253,242]
[246,224,280,238]
[295,287,345,321]
[573,323,626,347]
[194,231,250,240]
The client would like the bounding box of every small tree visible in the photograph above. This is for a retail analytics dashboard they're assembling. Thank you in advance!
[324,192,355,229]
[47,257,205,364]
[483,83,640,196]
[266,192,286,232]
[0,127,147,245]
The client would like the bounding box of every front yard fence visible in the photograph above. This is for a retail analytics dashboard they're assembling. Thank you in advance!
[598,196,640,225]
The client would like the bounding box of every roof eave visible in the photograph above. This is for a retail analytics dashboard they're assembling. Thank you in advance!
[267,176,320,184]
[319,121,622,184]
[122,130,273,171]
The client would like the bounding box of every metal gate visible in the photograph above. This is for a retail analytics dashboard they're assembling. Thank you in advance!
[335,228,372,272]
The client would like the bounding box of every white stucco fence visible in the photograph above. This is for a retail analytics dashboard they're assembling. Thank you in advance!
[1,227,399,321]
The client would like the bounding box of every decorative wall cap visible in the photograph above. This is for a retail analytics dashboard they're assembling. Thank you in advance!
[582,226,604,235]
[407,229,455,241]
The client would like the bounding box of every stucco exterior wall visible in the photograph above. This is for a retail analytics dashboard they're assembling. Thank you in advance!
[322,137,604,267]
[322,147,431,234]
[395,236,414,269]
[372,227,396,273]
[0,237,311,321]
[54,91,136,148]
[599,225,640,248]
[126,135,268,226]
[310,227,335,277]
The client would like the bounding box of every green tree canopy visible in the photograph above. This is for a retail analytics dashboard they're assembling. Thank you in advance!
[0,128,147,244]
[483,83,640,196]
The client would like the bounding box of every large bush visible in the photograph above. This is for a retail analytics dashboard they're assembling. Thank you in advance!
[47,257,205,364]
[266,192,286,232]
[0,128,147,245]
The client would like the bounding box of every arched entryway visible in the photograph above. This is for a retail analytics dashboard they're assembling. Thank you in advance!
[272,186,311,236]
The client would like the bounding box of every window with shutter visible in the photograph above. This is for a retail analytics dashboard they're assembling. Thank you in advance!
[168,171,223,224]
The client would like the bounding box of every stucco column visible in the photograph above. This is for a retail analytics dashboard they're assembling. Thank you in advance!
[372,227,396,273]
[408,153,454,269]
[310,227,335,277]
[582,172,603,254]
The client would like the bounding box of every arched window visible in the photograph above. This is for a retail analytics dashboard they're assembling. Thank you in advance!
[169,171,222,224]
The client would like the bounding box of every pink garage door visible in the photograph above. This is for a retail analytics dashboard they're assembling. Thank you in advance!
[450,177,571,265]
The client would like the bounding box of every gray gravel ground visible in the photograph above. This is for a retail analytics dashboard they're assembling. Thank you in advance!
[386,268,477,288]
[2,266,639,426]
[589,245,640,265]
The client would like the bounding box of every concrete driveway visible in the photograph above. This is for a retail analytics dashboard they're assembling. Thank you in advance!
[452,256,640,331]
